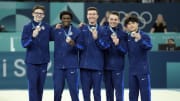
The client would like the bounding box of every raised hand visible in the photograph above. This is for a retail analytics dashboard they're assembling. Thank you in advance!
[66,36,75,46]
[55,23,62,29]
[32,26,41,38]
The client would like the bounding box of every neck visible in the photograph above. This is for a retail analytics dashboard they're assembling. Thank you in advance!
[110,26,117,28]
[131,29,138,33]
[62,24,70,28]
[89,22,96,25]
[33,19,41,23]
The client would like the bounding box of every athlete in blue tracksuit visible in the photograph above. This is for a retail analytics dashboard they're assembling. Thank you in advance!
[21,5,52,101]
[124,15,152,101]
[79,7,106,101]
[103,11,128,101]
[52,11,83,101]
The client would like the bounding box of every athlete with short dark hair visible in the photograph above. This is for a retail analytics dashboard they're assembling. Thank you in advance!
[21,5,52,101]
[125,15,152,101]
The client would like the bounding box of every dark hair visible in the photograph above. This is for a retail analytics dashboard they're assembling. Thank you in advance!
[87,7,98,14]
[32,5,45,13]
[168,38,175,42]
[124,15,139,27]
[109,11,120,18]
[59,11,73,20]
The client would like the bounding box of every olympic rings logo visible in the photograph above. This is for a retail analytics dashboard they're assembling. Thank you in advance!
[119,11,153,29]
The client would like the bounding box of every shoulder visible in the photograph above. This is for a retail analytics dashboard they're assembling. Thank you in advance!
[98,25,103,29]
[80,24,88,29]
[42,22,51,28]
[72,25,81,33]
[102,26,109,30]
[71,25,78,30]
[163,22,167,26]
[79,24,88,32]
[97,25,105,32]
[23,21,32,28]
[121,30,128,36]
[22,22,33,32]
[41,22,51,32]
[140,30,150,38]
[118,30,128,38]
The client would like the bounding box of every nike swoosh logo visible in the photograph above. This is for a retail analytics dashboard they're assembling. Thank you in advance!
[70,71,75,74]
[141,78,146,80]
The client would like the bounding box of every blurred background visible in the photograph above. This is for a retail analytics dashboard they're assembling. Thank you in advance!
[0,0,180,101]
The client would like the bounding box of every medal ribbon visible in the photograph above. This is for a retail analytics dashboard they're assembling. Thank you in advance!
[63,25,72,37]
[32,21,42,29]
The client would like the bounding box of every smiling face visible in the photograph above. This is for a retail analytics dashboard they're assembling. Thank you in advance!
[32,9,45,22]
[87,10,99,25]
[108,14,120,28]
[126,21,139,32]
[61,14,72,27]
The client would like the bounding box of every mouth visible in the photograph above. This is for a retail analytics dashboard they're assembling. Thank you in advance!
[62,22,70,25]
[36,16,43,19]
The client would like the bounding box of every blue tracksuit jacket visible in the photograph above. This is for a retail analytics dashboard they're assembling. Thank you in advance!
[103,26,128,70]
[52,25,82,101]
[102,26,128,101]
[127,30,152,74]
[53,25,83,69]
[21,20,52,64]
[79,24,105,70]
[21,20,52,101]
[127,30,152,101]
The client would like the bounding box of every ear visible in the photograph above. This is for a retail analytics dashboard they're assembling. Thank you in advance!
[137,23,139,26]
[86,14,88,19]
[118,19,120,23]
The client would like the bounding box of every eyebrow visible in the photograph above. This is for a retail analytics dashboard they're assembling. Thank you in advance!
[62,17,71,18]
[34,12,44,14]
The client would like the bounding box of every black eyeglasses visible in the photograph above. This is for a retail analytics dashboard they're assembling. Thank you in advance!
[33,12,44,15]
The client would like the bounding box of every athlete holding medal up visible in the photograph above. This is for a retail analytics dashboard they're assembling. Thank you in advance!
[103,11,128,101]
[79,7,106,101]
[21,5,52,101]
[52,11,83,101]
